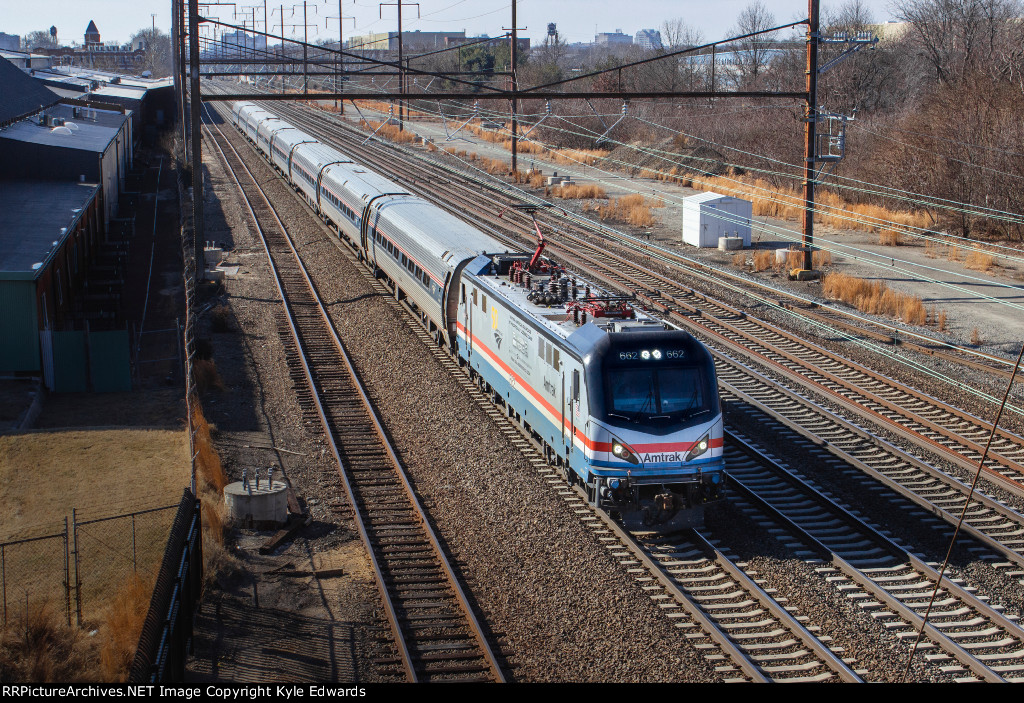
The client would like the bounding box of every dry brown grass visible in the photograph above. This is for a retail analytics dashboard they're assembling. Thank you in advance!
[358,119,418,145]
[193,358,224,395]
[971,327,983,345]
[753,250,774,272]
[0,603,98,682]
[189,398,234,581]
[98,574,154,682]
[0,430,188,541]
[190,399,226,496]
[937,309,948,332]
[823,272,927,324]
[210,304,232,333]
[586,193,657,227]
[813,249,833,268]
[732,252,747,268]
[964,251,996,272]
[552,183,608,200]
[947,245,962,262]
[879,230,903,246]
[785,250,804,271]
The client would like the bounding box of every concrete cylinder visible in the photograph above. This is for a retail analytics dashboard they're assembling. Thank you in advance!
[224,480,288,528]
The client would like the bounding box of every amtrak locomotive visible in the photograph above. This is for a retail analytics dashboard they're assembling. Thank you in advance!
[230,101,726,529]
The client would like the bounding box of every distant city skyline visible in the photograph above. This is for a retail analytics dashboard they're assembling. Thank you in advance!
[5,0,900,48]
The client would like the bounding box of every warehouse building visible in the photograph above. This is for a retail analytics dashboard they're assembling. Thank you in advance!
[0,102,132,224]
[0,180,130,391]
[0,57,135,389]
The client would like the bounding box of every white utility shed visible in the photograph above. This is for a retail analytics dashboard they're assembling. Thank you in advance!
[682,192,753,247]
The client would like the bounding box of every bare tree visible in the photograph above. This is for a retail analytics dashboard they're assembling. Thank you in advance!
[725,1,780,88]
[23,29,59,50]
[895,0,1022,84]
[825,0,875,31]
[130,28,172,77]
[661,18,704,50]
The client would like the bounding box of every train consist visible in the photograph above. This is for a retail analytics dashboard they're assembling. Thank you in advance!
[230,101,726,529]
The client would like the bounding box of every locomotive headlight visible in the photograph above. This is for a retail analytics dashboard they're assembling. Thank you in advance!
[652,349,662,360]
[610,437,641,465]
[641,350,651,360]
[684,433,711,462]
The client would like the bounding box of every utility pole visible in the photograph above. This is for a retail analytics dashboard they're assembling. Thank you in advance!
[380,1,419,131]
[328,1,354,112]
[188,0,204,280]
[344,0,348,111]
[505,3,525,173]
[801,0,819,273]
[303,1,308,94]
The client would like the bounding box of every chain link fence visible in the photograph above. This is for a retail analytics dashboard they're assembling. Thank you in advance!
[0,529,70,628]
[0,504,177,629]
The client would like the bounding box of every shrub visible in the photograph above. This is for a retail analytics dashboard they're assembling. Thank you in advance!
[752,250,774,272]
[210,305,232,333]
[99,575,154,682]
[193,358,224,394]
[879,230,903,246]
[823,272,928,324]
[964,252,995,272]
[0,602,97,682]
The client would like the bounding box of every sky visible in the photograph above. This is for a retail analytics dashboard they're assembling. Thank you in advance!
[4,0,901,46]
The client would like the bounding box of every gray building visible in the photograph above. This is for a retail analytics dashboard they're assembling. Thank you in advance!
[214,30,267,57]
[0,32,20,51]
[595,30,632,46]
[0,103,132,224]
[635,29,663,50]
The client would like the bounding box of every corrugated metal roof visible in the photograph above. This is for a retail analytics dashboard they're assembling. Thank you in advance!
[0,55,59,125]
[0,110,124,152]
[0,181,99,278]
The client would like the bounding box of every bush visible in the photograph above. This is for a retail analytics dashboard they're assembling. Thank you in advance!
[193,358,224,394]
[99,575,154,682]
[0,602,97,682]
[210,305,232,333]
[823,272,927,325]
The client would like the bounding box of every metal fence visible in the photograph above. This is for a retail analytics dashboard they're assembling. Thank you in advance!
[0,504,177,628]
[129,489,203,683]
[0,528,70,627]
[72,505,179,625]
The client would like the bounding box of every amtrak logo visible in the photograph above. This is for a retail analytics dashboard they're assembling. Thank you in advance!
[641,452,683,463]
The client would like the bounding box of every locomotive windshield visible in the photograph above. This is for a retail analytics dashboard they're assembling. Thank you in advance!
[584,330,720,433]
[606,366,712,423]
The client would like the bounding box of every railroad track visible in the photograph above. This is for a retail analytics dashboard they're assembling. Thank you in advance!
[207,99,1024,682]
[201,109,505,683]
[725,430,1024,683]
[253,100,1024,565]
